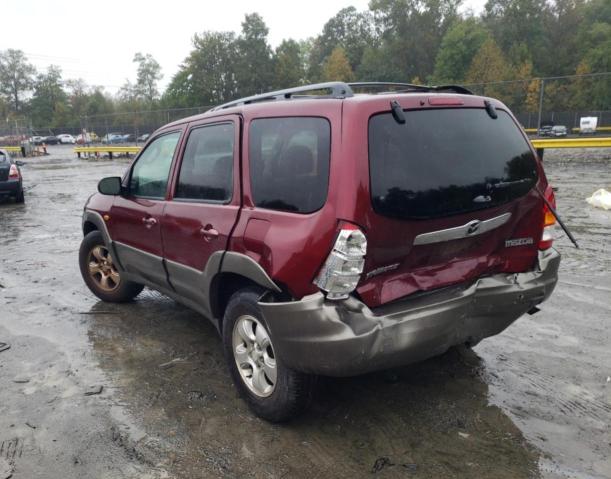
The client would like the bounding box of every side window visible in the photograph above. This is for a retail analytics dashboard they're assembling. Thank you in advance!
[175,123,234,202]
[129,132,181,198]
[249,117,330,213]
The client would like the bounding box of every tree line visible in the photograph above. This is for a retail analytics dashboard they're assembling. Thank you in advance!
[1,0,609,132]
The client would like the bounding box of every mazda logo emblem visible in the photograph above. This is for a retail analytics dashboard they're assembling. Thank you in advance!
[466,220,481,235]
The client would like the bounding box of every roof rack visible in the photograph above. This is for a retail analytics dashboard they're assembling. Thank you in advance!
[209,81,473,111]
[210,82,353,111]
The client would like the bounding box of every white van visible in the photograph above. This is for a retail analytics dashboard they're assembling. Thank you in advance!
[580,116,598,134]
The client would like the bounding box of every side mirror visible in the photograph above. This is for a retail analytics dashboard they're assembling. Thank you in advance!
[98,176,123,195]
[15,160,25,167]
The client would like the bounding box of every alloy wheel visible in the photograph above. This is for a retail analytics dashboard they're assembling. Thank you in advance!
[88,245,120,292]
[232,315,277,397]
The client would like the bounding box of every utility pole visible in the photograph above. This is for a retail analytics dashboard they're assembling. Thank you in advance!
[536,79,545,135]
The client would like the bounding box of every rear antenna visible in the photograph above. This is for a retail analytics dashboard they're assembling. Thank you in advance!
[484,100,498,119]
[390,100,406,124]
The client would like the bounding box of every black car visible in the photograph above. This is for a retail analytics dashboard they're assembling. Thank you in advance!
[44,135,60,145]
[0,149,24,203]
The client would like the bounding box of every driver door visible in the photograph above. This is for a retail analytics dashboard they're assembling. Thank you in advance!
[109,129,182,288]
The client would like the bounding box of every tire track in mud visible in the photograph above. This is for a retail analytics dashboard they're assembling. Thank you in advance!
[490,354,611,423]
[0,438,24,461]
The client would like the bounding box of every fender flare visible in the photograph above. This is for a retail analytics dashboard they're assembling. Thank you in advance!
[82,209,125,271]
[204,251,281,295]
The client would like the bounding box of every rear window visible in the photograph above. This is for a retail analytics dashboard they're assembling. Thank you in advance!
[369,108,538,220]
[249,117,330,213]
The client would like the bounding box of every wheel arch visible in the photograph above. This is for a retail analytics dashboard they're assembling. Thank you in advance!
[81,209,124,271]
[206,251,285,328]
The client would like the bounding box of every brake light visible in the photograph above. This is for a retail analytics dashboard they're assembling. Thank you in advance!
[428,97,464,106]
[8,164,19,179]
[539,185,556,250]
[314,222,367,300]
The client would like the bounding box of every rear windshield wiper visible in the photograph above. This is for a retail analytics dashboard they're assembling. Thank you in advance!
[487,178,532,190]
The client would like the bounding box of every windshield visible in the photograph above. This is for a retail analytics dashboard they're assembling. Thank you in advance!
[369,108,538,220]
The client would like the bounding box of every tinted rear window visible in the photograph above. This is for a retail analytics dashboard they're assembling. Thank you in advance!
[249,117,330,213]
[369,108,538,220]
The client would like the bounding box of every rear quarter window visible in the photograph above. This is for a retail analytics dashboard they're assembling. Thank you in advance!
[249,117,330,214]
[369,108,538,220]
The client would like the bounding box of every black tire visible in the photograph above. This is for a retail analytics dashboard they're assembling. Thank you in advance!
[222,287,315,422]
[14,188,24,203]
[79,230,143,302]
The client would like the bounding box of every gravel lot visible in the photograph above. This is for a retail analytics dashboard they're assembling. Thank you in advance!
[0,145,609,478]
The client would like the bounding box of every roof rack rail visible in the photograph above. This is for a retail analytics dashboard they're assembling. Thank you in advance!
[209,81,473,111]
[210,82,353,111]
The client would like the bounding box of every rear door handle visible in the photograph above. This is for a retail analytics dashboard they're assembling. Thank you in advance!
[200,225,219,241]
[142,217,157,228]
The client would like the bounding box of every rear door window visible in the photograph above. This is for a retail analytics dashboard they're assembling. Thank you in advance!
[369,108,538,219]
[249,117,330,213]
[175,123,234,202]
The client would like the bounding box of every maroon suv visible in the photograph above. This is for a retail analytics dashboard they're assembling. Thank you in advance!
[79,82,560,421]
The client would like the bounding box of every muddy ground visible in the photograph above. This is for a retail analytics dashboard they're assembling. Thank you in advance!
[0,145,609,479]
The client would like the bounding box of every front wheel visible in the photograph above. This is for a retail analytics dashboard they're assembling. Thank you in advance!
[222,287,315,422]
[79,230,143,302]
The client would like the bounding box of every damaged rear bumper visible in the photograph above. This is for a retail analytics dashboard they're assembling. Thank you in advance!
[259,248,560,376]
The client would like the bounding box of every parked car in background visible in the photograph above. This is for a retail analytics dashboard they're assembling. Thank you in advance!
[0,149,24,203]
[121,134,135,142]
[58,134,76,144]
[136,133,150,142]
[43,135,60,145]
[538,123,554,136]
[30,136,45,145]
[80,82,561,422]
[101,133,124,144]
[579,116,598,134]
[551,125,568,137]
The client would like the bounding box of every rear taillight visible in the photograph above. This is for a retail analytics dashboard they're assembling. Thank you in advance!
[8,164,19,179]
[314,222,367,300]
[539,185,556,250]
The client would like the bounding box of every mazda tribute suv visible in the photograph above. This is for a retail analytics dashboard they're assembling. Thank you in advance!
[79,82,560,421]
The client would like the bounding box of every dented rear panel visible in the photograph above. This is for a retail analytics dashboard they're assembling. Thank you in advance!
[338,95,549,308]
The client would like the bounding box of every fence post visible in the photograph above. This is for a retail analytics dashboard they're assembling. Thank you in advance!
[536,79,545,133]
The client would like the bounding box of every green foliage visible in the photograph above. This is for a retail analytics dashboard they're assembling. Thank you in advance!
[164,31,239,108]
[483,0,551,73]
[433,17,489,82]
[0,49,36,112]
[308,6,376,80]
[29,66,68,128]
[369,0,461,80]
[357,44,404,82]
[235,13,274,96]
[273,40,305,89]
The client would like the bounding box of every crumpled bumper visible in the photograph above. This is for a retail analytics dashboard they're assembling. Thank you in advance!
[259,248,560,377]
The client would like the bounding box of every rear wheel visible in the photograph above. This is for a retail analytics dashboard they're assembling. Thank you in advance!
[222,287,315,422]
[79,230,143,302]
[15,188,24,203]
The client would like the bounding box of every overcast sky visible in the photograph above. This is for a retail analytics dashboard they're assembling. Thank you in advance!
[2,0,487,95]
